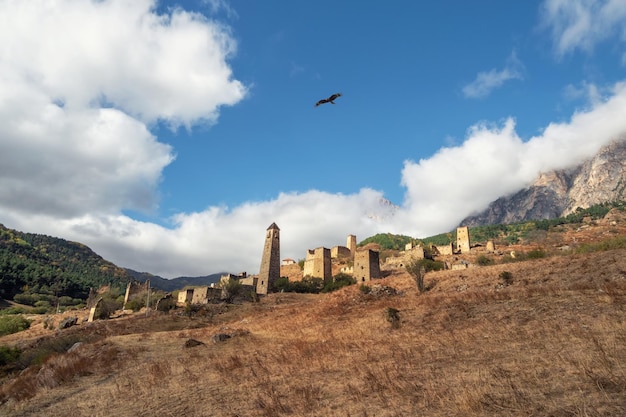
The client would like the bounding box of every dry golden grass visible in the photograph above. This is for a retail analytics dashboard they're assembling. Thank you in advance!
[1,232,626,416]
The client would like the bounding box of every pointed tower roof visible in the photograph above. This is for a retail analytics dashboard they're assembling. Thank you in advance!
[267,222,280,230]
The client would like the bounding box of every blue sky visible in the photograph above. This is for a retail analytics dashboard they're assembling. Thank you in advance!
[2,0,626,278]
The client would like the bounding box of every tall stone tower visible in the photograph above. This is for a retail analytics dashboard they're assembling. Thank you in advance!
[257,223,280,295]
[347,234,357,256]
[456,226,471,254]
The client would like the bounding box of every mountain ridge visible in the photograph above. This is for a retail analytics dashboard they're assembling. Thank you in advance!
[462,138,626,227]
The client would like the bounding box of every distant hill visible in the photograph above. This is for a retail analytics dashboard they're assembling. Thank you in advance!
[0,223,132,300]
[462,138,626,226]
[0,223,225,302]
[124,269,224,292]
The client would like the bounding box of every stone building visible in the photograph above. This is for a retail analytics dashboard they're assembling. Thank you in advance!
[456,226,471,254]
[257,223,280,295]
[331,245,351,259]
[176,285,221,305]
[353,249,381,284]
[303,247,332,282]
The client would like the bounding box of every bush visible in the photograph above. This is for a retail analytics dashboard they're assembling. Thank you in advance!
[94,297,122,320]
[405,259,426,293]
[124,297,146,312]
[34,300,51,309]
[359,285,371,294]
[499,271,513,285]
[385,307,401,329]
[155,295,176,311]
[527,248,546,259]
[476,255,495,266]
[405,258,443,293]
[276,277,324,294]
[0,307,27,315]
[290,277,324,293]
[0,345,21,367]
[184,302,202,318]
[321,273,356,293]
[0,315,31,336]
[220,278,242,303]
[274,276,290,292]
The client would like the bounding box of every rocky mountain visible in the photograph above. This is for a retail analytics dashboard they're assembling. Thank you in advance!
[462,139,626,227]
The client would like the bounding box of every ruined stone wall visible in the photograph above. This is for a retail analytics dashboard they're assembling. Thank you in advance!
[191,286,210,304]
[353,249,380,284]
[331,246,351,259]
[280,263,303,281]
[384,246,424,268]
[434,244,453,256]
[177,289,194,305]
[122,281,150,308]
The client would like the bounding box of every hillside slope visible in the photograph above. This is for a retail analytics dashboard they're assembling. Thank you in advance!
[0,223,132,299]
[1,221,625,416]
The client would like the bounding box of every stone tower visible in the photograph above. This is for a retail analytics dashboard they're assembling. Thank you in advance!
[303,247,332,283]
[257,223,280,295]
[353,249,381,284]
[347,234,357,256]
[456,226,471,254]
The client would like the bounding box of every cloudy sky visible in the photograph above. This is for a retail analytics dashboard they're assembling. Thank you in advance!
[2,0,626,278]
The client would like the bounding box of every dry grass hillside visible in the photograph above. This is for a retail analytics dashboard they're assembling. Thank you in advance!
[1,223,626,416]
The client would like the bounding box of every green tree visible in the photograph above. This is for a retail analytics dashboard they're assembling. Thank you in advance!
[220,278,242,303]
[405,258,426,293]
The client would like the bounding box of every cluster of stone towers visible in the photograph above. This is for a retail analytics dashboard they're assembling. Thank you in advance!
[255,224,383,294]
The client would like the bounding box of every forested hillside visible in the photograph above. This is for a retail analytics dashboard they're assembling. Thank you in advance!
[0,224,132,301]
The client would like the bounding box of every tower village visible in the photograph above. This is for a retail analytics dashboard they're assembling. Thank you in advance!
[177,224,488,305]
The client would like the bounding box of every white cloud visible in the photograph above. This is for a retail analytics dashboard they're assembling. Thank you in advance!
[462,52,524,98]
[0,0,246,128]
[0,0,245,220]
[563,81,603,105]
[541,0,626,57]
[399,81,626,238]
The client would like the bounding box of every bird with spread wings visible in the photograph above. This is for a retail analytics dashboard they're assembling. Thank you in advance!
[315,93,342,107]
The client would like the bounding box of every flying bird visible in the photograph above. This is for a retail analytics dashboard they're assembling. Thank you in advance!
[315,93,342,107]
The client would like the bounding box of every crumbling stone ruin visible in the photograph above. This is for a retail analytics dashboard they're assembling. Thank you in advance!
[122,280,150,310]
[330,245,351,259]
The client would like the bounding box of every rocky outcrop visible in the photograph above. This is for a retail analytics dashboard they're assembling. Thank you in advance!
[462,139,626,226]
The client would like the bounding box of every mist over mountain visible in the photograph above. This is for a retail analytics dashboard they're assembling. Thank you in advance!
[462,139,626,227]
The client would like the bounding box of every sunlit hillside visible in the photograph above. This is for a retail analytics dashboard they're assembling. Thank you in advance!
[1,218,625,416]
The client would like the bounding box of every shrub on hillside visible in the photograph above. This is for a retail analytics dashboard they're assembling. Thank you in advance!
[124,297,145,312]
[385,307,401,329]
[527,248,546,259]
[476,255,495,266]
[499,271,513,286]
[0,345,21,367]
[321,273,356,293]
[0,315,31,336]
